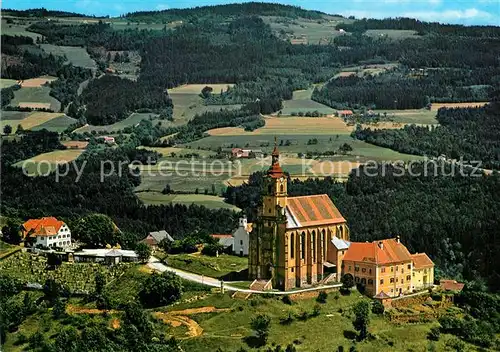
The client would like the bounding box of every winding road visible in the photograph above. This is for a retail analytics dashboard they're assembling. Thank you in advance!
[147,256,342,295]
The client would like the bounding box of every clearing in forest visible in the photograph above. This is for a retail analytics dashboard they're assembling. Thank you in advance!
[430,102,489,111]
[1,112,65,130]
[20,76,58,87]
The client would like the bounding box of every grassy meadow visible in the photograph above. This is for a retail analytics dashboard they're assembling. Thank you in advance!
[1,112,68,131]
[10,86,61,111]
[0,78,19,88]
[136,192,241,210]
[281,86,336,115]
[162,253,248,278]
[14,149,84,176]
[40,44,97,69]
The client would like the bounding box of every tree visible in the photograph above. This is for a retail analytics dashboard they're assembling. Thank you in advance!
[52,298,66,319]
[341,274,355,289]
[3,125,12,135]
[250,314,271,345]
[352,301,370,340]
[73,213,119,247]
[317,290,328,303]
[1,218,21,245]
[94,272,105,296]
[139,271,182,308]
[123,302,153,343]
[135,242,152,262]
[371,300,385,315]
[43,279,64,304]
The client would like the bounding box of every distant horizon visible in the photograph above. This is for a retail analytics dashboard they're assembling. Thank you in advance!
[2,0,500,26]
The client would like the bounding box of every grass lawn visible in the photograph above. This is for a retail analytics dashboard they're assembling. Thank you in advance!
[40,44,97,69]
[1,19,42,41]
[281,87,336,115]
[9,86,61,111]
[139,146,216,158]
[165,253,248,279]
[136,192,241,211]
[0,78,19,88]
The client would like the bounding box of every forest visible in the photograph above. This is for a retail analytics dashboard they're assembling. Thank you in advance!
[312,68,497,109]
[124,2,325,22]
[224,166,500,292]
[354,100,500,170]
[80,75,173,125]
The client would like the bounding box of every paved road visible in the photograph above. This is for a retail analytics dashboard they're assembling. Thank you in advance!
[148,257,342,295]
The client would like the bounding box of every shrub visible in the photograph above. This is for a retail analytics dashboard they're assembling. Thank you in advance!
[316,291,328,303]
[372,300,385,315]
[282,295,292,305]
[139,271,182,308]
[311,304,321,317]
[279,311,295,325]
[250,314,271,345]
[297,310,309,321]
[427,326,441,341]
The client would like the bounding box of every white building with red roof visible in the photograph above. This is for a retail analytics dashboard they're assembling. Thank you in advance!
[22,217,72,249]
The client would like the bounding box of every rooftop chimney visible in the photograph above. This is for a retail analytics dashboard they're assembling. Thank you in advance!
[396,235,400,243]
[378,242,384,249]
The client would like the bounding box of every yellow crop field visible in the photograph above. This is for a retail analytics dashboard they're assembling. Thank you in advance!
[20,76,57,88]
[28,149,84,164]
[208,116,353,136]
[430,102,489,111]
[169,84,235,94]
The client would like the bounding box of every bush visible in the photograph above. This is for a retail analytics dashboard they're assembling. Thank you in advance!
[282,295,292,305]
[250,314,271,345]
[316,291,328,303]
[139,271,182,308]
[427,326,441,341]
[279,311,295,325]
[372,300,385,315]
[201,242,225,256]
[311,304,321,317]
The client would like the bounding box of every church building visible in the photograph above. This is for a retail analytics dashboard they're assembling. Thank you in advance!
[248,143,349,291]
[248,141,435,295]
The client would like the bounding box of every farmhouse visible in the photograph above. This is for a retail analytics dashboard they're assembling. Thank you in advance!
[337,110,354,118]
[248,141,434,296]
[97,136,115,144]
[73,248,138,265]
[231,148,264,159]
[22,217,72,249]
[141,230,173,251]
[210,234,234,252]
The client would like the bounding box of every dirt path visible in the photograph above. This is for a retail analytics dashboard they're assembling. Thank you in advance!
[153,306,231,338]
[66,304,118,315]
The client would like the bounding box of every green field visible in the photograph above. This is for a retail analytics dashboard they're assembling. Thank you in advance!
[281,86,336,115]
[164,253,248,278]
[139,146,216,158]
[0,78,19,88]
[365,29,420,40]
[75,112,165,133]
[375,109,439,125]
[32,114,77,132]
[14,149,84,176]
[136,192,241,210]
[1,19,42,40]
[10,86,61,111]
[262,16,353,45]
[40,44,97,69]
[0,111,31,121]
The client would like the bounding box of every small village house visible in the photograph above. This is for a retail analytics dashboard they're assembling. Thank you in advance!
[210,234,234,253]
[232,216,252,256]
[337,110,354,118]
[22,217,72,249]
[141,230,173,251]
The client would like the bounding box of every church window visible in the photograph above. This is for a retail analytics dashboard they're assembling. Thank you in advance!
[407,264,411,270]
[361,278,366,284]
[312,231,316,262]
[339,226,344,238]
[391,267,394,272]
[362,268,366,273]
[301,232,306,260]
[390,278,395,283]
[268,185,272,194]
[268,208,271,214]
[380,279,384,284]
[290,234,295,259]
[369,269,372,274]
[322,229,326,259]
[368,279,373,285]
[355,267,360,272]
[280,185,284,193]
[355,277,360,283]
[291,267,294,272]
[381,267,386,273]
[348,266,352,271]
[406,275,411,281]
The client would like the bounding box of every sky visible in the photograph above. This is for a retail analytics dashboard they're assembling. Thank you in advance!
[3,0,499,26]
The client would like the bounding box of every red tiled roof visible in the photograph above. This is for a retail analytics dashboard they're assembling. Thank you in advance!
[338,110,353,115]
[22,217,65,237]
[286,194,346,228]
[210,234,232,239]
[440,279,465,291]
[343,238,413,265]
[411,253,434,269]
[267,162,284,178]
